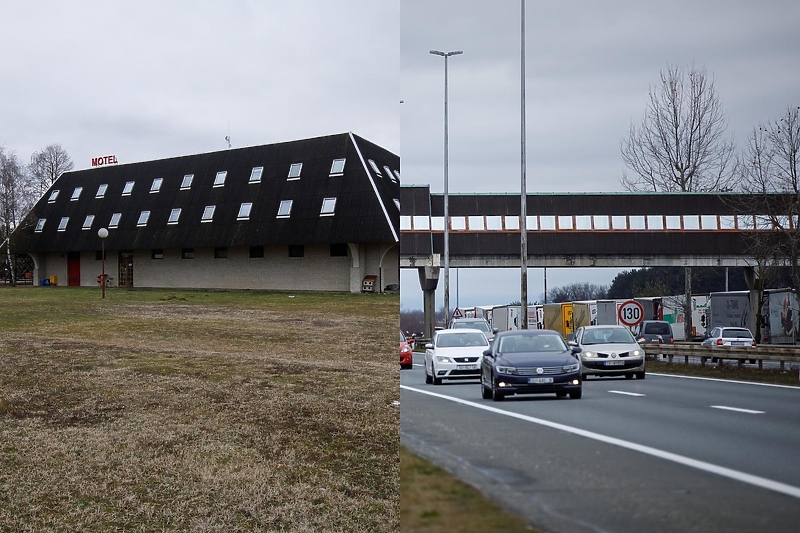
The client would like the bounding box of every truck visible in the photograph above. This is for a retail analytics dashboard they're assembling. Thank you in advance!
[595,299,619,326]
[706,291,755,334]
[491,305,521,332]
[660,294,708,341]
[542,302,574,338]
[572,301,597,329]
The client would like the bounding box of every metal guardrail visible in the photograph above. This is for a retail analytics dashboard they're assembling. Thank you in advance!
[642,343,800,372]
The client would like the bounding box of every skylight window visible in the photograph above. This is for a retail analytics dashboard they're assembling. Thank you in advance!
[58,217,69,232]
[249,167,263,183]
[238,202,253,220]
[288,163,302,180]
[330,158,346,175]
[82,215,95,230]
[71,187,83,201]
[213,171,227,187]
[384,166,396,183]
[368,159,381,176]
[394,199,400,210]
[150,178,163,193]
[180,174,194,190]
[392,170,400,183]
[109,213,121,228]
[137,211,150,227]
[201,205,216,223]
[168,208,182,225]
[320,197,336,216]
[277,200,292,218]
[35,219,46,232]
[96,184,108,198]
[48,190,60,203]
[122,181,135,196]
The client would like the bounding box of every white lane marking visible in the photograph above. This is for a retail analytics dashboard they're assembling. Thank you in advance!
[711,405,765,414]
[400,384,800,500]
[609,390,645,397]
[648,372,800,390]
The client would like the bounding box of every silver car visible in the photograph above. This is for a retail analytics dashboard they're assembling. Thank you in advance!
[573,325,645,380]
[425,329,490,385]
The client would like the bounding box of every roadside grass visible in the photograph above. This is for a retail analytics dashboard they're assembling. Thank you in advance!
[0,287,398,532]
[647,357,800,386]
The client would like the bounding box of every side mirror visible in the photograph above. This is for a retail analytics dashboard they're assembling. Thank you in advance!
[571,346,582,355]
[425,343,433,349]
[568,340,578,347]
[483,349,493,357]
[492,328,499,334]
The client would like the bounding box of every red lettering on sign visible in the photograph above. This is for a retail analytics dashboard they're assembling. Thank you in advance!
[91,155,119,167]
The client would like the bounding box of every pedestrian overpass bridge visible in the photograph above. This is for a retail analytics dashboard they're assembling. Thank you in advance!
[400,185,793,333]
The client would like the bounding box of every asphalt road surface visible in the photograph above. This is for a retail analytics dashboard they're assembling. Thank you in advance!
[401,352,800,533]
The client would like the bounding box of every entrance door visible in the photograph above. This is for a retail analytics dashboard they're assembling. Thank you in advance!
[67,252,81,286]
[118,251,134,287]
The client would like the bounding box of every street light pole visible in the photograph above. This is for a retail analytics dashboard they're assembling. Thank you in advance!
[430,49,462,326]
[98,227,108,299]
[520,0,529,329]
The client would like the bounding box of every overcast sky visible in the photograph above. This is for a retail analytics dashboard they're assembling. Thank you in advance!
[399,0,800,312]
[2,1,399,170]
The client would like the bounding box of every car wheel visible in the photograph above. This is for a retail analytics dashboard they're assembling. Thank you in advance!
[569,388,583,399]
[555,391,567,398]
[481,374,492,400]
[625,373,633,380]
[636,371,646,380]
[424,363,432,384]
[432,371,442,386]
[401,363,412,370]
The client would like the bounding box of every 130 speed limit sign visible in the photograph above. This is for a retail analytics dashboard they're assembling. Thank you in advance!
[618,300,644,327]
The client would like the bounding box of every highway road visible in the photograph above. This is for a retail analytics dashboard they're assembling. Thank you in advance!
[401,352,800,533]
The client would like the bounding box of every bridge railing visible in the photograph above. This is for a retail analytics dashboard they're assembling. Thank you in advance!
[642,343,800,373]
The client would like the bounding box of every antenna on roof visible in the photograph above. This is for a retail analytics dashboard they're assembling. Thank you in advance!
[225,121,231,149]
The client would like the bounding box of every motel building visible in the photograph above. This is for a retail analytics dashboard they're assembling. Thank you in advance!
[12,132,399,294]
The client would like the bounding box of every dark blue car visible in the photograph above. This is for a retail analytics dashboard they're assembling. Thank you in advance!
[480,329,583,401]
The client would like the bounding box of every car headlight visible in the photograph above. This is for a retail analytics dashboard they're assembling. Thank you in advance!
[495,365,517,375]
[582,351,597,358]
[401,345,412,354]
[435,356,454,364]
[562,363,580,373]
[631,349,642,357]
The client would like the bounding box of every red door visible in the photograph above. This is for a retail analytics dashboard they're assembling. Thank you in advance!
[67,252,81,286]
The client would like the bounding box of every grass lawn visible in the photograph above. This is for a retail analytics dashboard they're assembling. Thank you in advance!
[0,286,398,532]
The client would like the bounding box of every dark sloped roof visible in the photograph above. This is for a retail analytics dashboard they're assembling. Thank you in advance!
[15,133,400,253]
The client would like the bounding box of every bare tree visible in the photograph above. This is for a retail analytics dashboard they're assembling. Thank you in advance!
[0,147,35,284]
[620,64,738,340]
[29,143,74,197]
[547,282,608,303]
[739,105,800,341]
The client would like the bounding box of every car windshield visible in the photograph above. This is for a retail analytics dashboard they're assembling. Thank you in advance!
[498,334,566,353]
[436,332,488,348]
[399,331,406,342]
[453,321,490,333]
[722,329,753,339]
[644,323,671,335]
[582,328,635,345]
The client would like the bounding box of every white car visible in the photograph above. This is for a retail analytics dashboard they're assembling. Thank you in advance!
[424,328,490,385]
[573,325,645,380]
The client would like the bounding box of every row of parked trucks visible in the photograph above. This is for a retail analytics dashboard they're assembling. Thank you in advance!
[461,288,798,344]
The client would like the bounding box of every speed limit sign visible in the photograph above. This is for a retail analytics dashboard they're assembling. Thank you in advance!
[618,300,644,327]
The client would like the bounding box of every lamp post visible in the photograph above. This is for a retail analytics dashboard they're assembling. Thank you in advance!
[430,49,462,326]
[98,227,108,299]
[520,0,529,328]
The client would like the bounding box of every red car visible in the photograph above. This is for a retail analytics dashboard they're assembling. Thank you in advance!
[400,330,414,369]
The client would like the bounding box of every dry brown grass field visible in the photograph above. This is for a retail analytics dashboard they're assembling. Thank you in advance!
[0,287,398,532]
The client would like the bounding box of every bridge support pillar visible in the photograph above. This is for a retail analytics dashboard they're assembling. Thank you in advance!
[743,266,756,289]
[418,266,440,339]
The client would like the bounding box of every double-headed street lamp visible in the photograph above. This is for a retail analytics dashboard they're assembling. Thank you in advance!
[430,49,462,326]
[98,227,108,299]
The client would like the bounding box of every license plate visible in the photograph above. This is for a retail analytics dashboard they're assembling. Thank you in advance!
[731,341,746,346]
[605,360,625,366]
[459,364,478,370]
[528,377,553,384]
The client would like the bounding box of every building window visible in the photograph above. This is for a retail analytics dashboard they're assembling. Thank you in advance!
[168,208,182,225]
[182,248,194,259]
[368,159,381,176]
[71,187,83,201]
[151,249,164,260]
[288,163,302,180]
[137,211,150,227]
[214,247,228,259]
[238,202,252,220]
[213,171,227,187]
[392,170,400,183]
[122,181,135,195]
[150,177,163,193]
[58,217,69,232]
[320,197,336,216]
[181,174,194,190]
[249,166,263,183]
[384,166,396,183]
[201,205,215,223]
[277,200,292,218]
[109,212,121,228]
[288,244,304,258]
[249,246,264,259]
[47,190,59,203]
[82,215,95,230]
[330,158,345,175]
[35,219,46,232]
[330,243,348,257]
[393,198,400,210]
[96,184,108,198]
